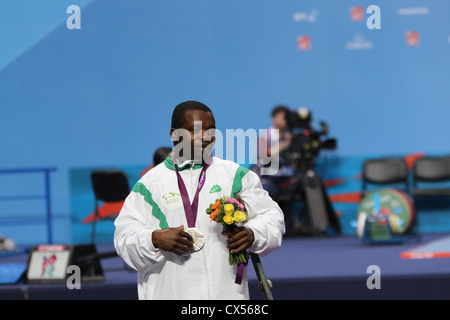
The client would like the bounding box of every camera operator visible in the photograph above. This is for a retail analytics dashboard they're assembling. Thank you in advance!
[256,106,340,236]
[255,105,296,199]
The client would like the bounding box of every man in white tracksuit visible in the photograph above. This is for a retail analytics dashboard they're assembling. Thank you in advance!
[114,100,285,300]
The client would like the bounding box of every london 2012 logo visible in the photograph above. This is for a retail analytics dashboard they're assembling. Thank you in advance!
[350,5,381,29]
[41,254,58,277]
[162,191,182,209]
[297,35,311,51]
[406,31,420,46]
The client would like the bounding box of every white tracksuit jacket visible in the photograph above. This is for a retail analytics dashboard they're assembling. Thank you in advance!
[114,156,285,300]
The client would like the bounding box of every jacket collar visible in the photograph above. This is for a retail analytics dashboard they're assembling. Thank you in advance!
[164,153,204,171]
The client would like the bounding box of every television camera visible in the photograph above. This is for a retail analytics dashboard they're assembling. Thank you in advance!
[279,107,341,236]
[282,107,337,172]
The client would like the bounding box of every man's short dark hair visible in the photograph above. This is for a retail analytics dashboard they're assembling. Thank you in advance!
[271,105,290,118]
[153,146,172,165]
[171,100,213,129]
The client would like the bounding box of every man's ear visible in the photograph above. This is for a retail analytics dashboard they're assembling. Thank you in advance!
[170,128,176,142]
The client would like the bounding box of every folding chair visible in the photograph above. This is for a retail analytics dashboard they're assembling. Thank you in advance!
[362,157,410,196]
[90,170,130,243]
[412,156,450,221]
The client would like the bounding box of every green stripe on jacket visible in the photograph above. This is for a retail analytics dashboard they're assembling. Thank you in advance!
[132,182,169,229]
[230,166,249,198]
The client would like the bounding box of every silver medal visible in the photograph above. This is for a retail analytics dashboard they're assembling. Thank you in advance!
[187,227,205,251]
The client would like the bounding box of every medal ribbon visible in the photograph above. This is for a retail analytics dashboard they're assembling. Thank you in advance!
[173,155,245,285]
[173,154,212,228]
[235,263,246,285]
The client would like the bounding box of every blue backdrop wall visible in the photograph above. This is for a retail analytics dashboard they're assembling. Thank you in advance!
[1,0,449,244]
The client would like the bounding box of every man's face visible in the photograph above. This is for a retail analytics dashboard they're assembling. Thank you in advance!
[171,110,216,163]
[272,111,287,130]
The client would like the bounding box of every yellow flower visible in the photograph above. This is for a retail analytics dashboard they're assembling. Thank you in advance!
[233,210,247,223]
[224,204,234,216]
[223,214,234,225]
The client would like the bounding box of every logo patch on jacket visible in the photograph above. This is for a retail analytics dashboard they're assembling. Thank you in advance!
[161,191,182,209]
[209,184,222,193]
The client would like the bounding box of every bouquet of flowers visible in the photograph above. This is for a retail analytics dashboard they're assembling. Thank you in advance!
[206,196,249,265]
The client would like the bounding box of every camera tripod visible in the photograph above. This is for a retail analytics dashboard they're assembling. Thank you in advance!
[276,167,341,237]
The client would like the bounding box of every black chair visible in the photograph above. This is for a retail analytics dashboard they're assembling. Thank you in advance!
[362,157,410,197]
[412,156,450,200]
[90,170,130,243]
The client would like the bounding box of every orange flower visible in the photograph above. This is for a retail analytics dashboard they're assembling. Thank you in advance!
[212,200,221,210]
[210,209,219,221]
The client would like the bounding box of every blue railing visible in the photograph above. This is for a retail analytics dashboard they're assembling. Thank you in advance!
[0,167,56,244]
